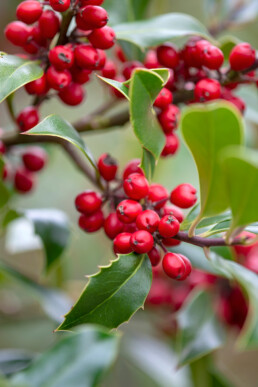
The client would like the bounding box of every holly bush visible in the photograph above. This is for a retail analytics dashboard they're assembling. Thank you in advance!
[0,0,258,386]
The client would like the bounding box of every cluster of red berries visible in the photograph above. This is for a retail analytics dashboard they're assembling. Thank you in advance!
[75,155,198,280]
[1,144,47,194]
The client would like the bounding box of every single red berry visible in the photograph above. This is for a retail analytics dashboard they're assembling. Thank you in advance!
[81,0,104,5]
[161,204,184,223]
[232,231,257,259]
[49,45,74,70]
[158,215,180,238]
[136,210,160,233]
[14,168,35,193]
[123,173,149,200]
[88,26,116,50]
[157,43,180,69]
[162,238,181,247]
[122,61,144,80]
[98,153,118,181]
[0,140,6,155]
[182,37,203,68]
[78,210,104,232]
[113,232,132,254]
[22,147,47,172]
[16,1,43,24]
[104,213,124,240]
[101,59,117,79]
[74,44,100,70]
[79,5,108,30]
[59,82,85,106]
[170,183,197,208]
[194,79,221,102]
[75,190,102,215]
[5,21,30,46]
[46,66,72,91]
[116,199,142,224]
[148,183,169,209]
[158,104,180,133]
[154,88,173,109]
[71,65,91,84]
[17,106,39,132]
[196,41,224,70]
[229,43,256,71]
[39,10,60,39]
[162,252,186,280]
[161,133,179,157]
[144,49,160,69]
[25,74,49,95]
[50,0,71,12]
[123,159,144,180]
[177,254,192,280]
[130,230,154,254]
[148,247,161,266]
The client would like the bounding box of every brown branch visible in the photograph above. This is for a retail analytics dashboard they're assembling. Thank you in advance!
[173,231,244,248]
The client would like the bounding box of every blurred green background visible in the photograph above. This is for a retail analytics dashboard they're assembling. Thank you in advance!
[0,1,258,386]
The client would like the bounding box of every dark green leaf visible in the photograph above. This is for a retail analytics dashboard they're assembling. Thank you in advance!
[0,53,43,103]
[57,254,152,331]
[176,290,225,366]
[98,75,129,99]
[181,102,243,236]
[11,326,120,387]
[24,115,97,170]
[114,13,214,50]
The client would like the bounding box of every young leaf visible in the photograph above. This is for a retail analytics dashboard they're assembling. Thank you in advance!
[98,75,129,99]
[114,13,214,50]
[0,53,43,103]
[176,290,225,366]
[221,147,258,241]
[11,326,120,387]
[24,115,97,170]
[181,101,243,236]
[57,254,152,331]
[25,209,70,271]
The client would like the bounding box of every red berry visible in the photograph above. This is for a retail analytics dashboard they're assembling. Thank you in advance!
[229,43,256,71]
[75,190,102,215]
[59,83,85,106]
[182,38,203,68]
[154,88,173,109]
[157,43,180,69]
[17,106,39,132]
[101,59,117,79]
[158,104,180,133]
[14,168,35,193]
[71,65,91,84]
[148,247,161,266]
[161,204,184,223]
[79,5,108,30]
[162,252,186,280]
[130,230,154,254]
[158,215,180,238]
[196,41,224,70]
[195,78,221,102]
[148,183,169,209]
[22,147,47,172]
[122,61,144,80]
[25,74,49,95]
[49,45,74,70]
[39,10,60,39]
[46,66,72,91]
[144,49,160,69]
[170,183,197,208]
[98,153,118,181]
[123,159,144,180]
[5,22,30,46]
[16,1,43,24]
[116,199,142,224]
[81,0,104,5]
[177,254,192,280]
[232,231,257,259]
[123,173,149,200]
[88,26,116,50]
[74,44,100,70]
[161,133,179,157]
[95,49,106,70]
[104,213,124,240]
[0,140,6,155]
[78,210,104,232]
[115,45,127,62]
[50,0,71,12]
[113,232,132,254]
[31,25,47,46]
[136,209,160,233]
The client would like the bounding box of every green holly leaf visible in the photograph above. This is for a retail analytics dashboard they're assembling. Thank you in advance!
[114,13,214,50]
[24,115,97,171]
[11,326,120,387]
[181,102,243,236]
[57,254,152,331]
[0,53,43,103]
[221,147,258,241]
[97,76,129,99]
[105,0,151,24]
